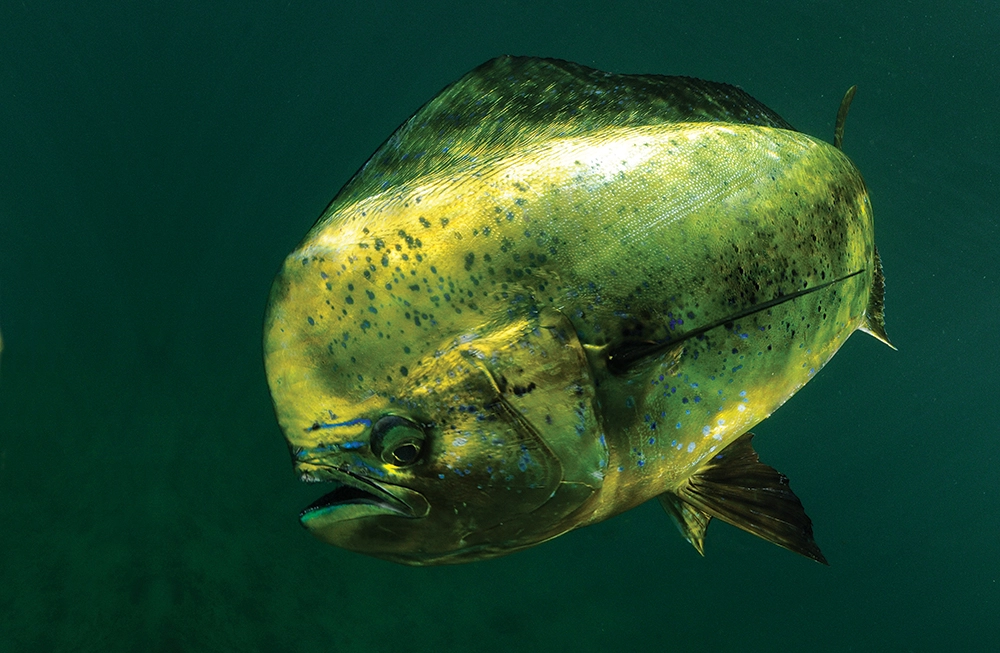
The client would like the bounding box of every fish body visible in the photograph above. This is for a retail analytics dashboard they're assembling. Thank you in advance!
[264,57,889,565]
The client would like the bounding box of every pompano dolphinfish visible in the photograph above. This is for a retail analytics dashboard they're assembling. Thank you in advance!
[264,56,891,565]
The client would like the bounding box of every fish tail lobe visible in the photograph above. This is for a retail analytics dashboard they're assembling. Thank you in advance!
[658,431,828,564]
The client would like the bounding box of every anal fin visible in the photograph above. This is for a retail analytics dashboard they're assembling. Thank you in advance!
[663,431,828,564]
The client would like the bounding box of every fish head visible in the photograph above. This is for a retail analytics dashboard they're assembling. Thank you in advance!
[264,247,607,565]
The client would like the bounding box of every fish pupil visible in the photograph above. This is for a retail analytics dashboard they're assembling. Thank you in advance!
[391,443,420,465]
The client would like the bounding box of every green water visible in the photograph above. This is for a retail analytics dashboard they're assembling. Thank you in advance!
[1,1,996,651]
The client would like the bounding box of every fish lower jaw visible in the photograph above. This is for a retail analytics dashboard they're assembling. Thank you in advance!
[296,465,418,524]
[299,481,412,525]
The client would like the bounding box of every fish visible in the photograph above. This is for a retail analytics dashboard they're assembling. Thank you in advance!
[263,56,892,566]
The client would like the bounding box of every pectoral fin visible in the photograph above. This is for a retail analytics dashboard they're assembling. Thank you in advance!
[658,493,712,556]
[659,431,828,564]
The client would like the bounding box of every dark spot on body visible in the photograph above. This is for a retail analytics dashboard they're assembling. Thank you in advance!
[512,382,537,397]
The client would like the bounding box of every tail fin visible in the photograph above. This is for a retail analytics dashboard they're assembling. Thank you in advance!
[859,246,895,348]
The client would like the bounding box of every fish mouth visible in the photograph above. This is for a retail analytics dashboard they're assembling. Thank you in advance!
[299,468,430,526]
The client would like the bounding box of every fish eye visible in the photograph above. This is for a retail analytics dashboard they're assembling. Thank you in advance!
[370,415,425,467]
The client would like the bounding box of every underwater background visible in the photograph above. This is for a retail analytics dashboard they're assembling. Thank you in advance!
[1,1,996,651]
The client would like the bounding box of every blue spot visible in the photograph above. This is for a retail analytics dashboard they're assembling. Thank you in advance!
[693,396,701,403]
[311,417,372,431]
[518,450,531,472]
[702,425,711,436]
[438,473,445,479]
[307,316,315,326]
[617,466,625,472]
[648,437,656,444]
[341,441,365,450]
[675,423,681,430]
[637,459,645,467]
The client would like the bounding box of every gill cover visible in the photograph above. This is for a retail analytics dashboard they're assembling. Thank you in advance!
[390,309,608,561]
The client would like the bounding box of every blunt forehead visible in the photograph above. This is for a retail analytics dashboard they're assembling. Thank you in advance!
[265,205,477,441]
[276,245,430,390]
[272,176,514,406]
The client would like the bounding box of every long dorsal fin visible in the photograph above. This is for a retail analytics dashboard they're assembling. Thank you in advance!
[325,56,795,213]
[661,431,828,564]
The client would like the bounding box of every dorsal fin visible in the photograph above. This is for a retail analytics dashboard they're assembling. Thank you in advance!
[326,56,795,213]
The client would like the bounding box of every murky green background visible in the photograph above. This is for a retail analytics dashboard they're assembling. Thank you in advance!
[1,1,996,651]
